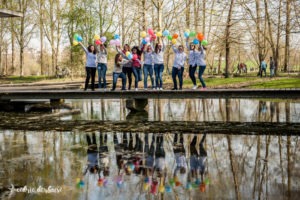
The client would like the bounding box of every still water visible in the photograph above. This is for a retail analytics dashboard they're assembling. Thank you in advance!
[0,99,299,200]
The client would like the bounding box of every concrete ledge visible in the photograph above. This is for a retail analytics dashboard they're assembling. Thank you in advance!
[0,9,23,18]
[0,89,299,100]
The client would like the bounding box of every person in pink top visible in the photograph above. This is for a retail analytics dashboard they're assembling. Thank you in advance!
[131,46,143,90]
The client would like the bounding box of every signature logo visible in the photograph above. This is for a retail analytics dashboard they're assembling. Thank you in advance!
[8,184,62,194]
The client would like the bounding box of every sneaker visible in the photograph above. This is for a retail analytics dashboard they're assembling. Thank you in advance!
[159,88,163,91]
[104,88,107,91]
[192,85,197,90]
[171,88,177,90]
[153,88,156,90]
[135,88,139,91]
[200,87,207,91]
[144,88,148,90]
[110,89,115,91]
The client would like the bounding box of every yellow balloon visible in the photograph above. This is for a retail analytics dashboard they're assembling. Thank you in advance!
[125,51,130,56]
[156,31,162,37]
[143,183,149,191]
[185,29,190,33]
[159,185,165,193]
[140,31,147,38]
[171,39,177,44]
[73,41,79,46]
[94,35,100,40]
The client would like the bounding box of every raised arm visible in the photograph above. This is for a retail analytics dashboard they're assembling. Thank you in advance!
[185,38,190,50]
[161,39,166,52]
[172,45,178,53]
[79,42,88,54]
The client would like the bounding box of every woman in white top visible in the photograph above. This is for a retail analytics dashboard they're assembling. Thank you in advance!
[152,40,166,90]
[171,45,187,90]
[142,44,154,89]
[196,45,207,90]
[186,38,198,89]
[95,43,108,90]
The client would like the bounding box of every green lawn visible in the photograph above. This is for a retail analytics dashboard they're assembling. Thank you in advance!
[0,76,50,84]
[248,78,300,89]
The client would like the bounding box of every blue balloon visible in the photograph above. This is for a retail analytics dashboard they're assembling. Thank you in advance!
[114,34,120,39]
[127,53,133,60]
[184,32,189,38]
[77,36,83,42]
[142,39,147,45]
[165,185,172,193]
[193,38,199,45]
[163,30,169,36]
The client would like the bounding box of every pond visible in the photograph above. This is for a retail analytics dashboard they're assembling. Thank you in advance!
[0,99,299,200]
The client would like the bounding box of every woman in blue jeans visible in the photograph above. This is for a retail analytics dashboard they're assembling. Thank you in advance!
[196,45,207,90]
[142,44,154,89]
[96,43,108,90]
[152,39,165,90]
[111,53,132,91]
[171,45,187,90]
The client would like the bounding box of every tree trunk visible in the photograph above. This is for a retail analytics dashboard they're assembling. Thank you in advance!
[202,0,206,34]
[224,0,234,78]
[39,0,44,75]
[284,0,290,72]
[255,0,263,65]
[185,0,190,28]
[11,18,15,75]
[142,0,147,30]
[194,0,198,31]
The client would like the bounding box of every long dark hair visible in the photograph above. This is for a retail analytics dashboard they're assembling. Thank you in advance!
[155,43,161,54]
[115,53,122,67]
[87,45,97,54]
[131,46,142,56]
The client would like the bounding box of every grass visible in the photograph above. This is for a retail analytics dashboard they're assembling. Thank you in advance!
[0,75,51,84]
[248,78,300,89]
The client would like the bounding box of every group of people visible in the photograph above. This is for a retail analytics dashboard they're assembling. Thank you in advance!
[79,36,207,91]
[82,132,208,193]
[260,57,276,77]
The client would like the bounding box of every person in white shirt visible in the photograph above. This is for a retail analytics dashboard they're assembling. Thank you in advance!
[171,45,187,90]
[186,38,198,89]
[142,44,155,89]
[152,40,166,90]
[196,45,207,90]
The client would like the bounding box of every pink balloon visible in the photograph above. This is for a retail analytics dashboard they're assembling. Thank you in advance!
[110,40,115,45]
[148,28,154,35]
[101,36,107,43]
[115,39,121,46]
[150,34,157,41]
[145,37,150,42]
[132,54,138,60]
[95,40,102,45]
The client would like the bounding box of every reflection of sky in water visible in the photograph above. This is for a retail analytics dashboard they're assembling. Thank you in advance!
[66,99,300,122]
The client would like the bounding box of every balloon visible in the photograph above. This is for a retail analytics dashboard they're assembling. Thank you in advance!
[95,40,102,45]
[142,39,147,45]
[94,34,100,40]
[193,39,199,45]
[150,34,157,41]
[77,35,83,42]
[115,39,121,46]
[127,53,133,60]
[73,41,79,46]
[109,40,115,46]
[197,33,204,41]
[140,31,147,38]
[101,36,107,43]
[165,185,172,193]
[171,39,177,44]
[163,30,170,36]
[172,33,179,39]
[201,40,208,46]
[204,178,210,185]
[184,32,189,38]
[200,183,206,192]
[159,185,165,193]
[114,34,120,39]
[148,28,154,36]
[73,33,79,40]
[185,29,190,33]
[125,51,130,57]
[189,31,196,37]
[145,36,150,42]
[156,31,162,37]
[132,54,138,60]
[175,181,181,186]
[167,35,173,40]
[143,183,150,191]
[186,183,192,190]
[76,178,81,184]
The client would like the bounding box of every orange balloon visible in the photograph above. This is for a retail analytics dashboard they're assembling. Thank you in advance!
[200,183,206,192]
[197,33,205,41]
[173,33,179,39]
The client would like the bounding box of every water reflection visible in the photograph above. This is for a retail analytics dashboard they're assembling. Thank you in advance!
[68,99,300,123]
[0,131,299,200]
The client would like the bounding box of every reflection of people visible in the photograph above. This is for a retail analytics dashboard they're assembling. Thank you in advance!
[173,133,187,175]
[259,101,268,114]
[83,133,99,175]
[190,133,207,182]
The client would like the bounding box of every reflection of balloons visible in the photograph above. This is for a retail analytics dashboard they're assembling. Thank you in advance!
[101,36,107,43]
[114,34,120,39]
[165,185,172,193]
[95,40,102,45]
[159,185,165,193]
[77,36,83,42]
[167,35,173,40]
[148,28,154,35]
[184,32,189,38]
[132,54,138,60]
[171,39,177,44]
[193,39,199,45]
[163,30,169,36]
[201,40,208,46]
[200,183,206,192]
[156,31,162,37]
[172,33,179,39]
[140,31,147,38]
[73,41,79,46]
[94,35,100,40]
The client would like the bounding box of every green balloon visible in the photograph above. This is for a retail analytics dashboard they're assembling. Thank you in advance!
[74,33,79,40]
[201,40,208,46]
[167,35,173,40]
[189,31,196,37]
